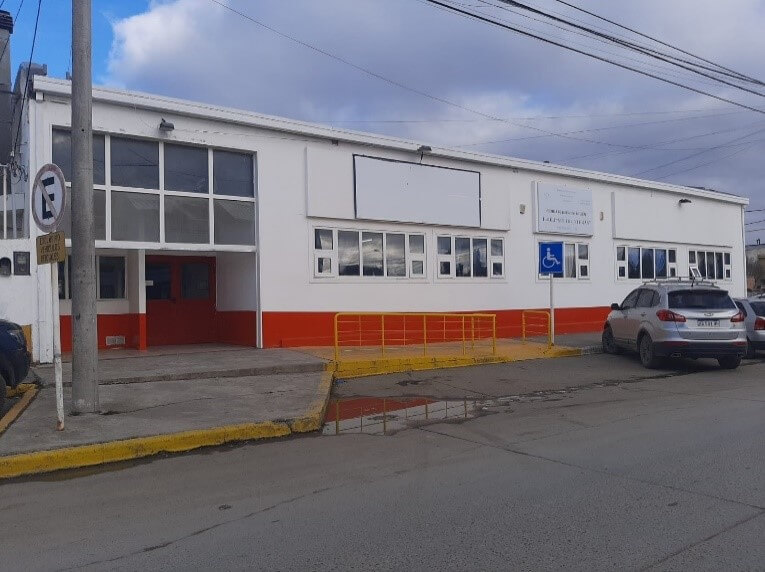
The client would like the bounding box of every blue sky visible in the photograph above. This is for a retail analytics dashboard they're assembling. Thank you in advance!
[8,0,146,83]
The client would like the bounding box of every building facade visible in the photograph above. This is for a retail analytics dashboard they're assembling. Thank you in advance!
[0,75,749,363]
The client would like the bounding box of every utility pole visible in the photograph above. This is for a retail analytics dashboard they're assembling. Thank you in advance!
[70,0,98,412]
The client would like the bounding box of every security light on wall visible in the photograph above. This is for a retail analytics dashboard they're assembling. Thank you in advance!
[159,118,175,132]
[678,198,692,205]
[417,145,432,154]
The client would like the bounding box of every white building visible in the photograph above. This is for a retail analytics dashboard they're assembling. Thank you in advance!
[0,70,749,363]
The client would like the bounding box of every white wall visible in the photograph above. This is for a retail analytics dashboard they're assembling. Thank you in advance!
[217,252,257,311]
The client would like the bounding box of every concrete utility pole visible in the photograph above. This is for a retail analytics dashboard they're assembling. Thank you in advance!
[70,0,98,412]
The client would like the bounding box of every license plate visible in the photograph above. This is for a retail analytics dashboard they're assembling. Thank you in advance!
[697,319,719,327]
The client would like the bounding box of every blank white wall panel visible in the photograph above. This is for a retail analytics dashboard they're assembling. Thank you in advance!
[612,191,740,247]
[305,144,355,220]
[353,155,481,227]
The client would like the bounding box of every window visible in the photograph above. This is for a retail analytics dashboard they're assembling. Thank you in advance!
[146,263,171,300]
[59,255,126,300]
[98,256,126,299]
[618,245,677,280]
[636,289,659,308]
[111,137,159,189]
[52,128,106,185]
[111,192,160,242]
[438,235,505,279]
[688,249,731,281]
[165,196,209,244]
[164,144,208,193]
[213,150,254,197]
[314,228,427,279]
[540,241,589,280]
[214,200,256,245]
[181,263,210,300]
[668,290,735,310]
[621,289,640,310]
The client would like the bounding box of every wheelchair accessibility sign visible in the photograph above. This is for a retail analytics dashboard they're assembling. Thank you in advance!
[539,242,563,275]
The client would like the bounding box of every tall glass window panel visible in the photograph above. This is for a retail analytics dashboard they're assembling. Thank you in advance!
[617,246,626,261]
[111,137,159,189]
[455,237,471,277]
[213,150,254,197]
[655,249,667,278]
[338,231,360,276]
[315,229,333,250]
[362,232,383,276]
[386,233,406,277]
[165,196,209,243]
[111,192,160,242]
[213,200,255,245]
[164,144,208,193]
[98,256,126,299]
[697,251,706,277]
[60,188,106,240]
[628,247,641,279]
[437,236,452,255]
[642,248,655,279]
[715,252,724,279]
[564,243,576,278]
[473,238,488,277]
[52,129,105,185]
[707,252,715,279]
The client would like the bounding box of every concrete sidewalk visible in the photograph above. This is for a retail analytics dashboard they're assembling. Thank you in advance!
[33,345,328,386]
[0,346,332,480]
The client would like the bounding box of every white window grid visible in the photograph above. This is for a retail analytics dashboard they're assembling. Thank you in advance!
[59,254,128,300]
[436,235,505,280]
[538,241,590,280]
[616,245,678,280]
[688,249,732,281]
[312,227,427,280]
[52,127,258,250]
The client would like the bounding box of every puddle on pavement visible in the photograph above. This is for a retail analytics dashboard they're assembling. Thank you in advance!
[323,397,482,436]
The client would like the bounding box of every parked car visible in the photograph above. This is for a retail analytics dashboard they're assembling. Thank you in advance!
[602,280,747,369]
[734,296,765,358]
[0,319,31,411]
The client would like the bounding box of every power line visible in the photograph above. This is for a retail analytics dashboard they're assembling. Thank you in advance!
[746,208,765,213]
[656,141,756,180]
[12,0,41,158]
[209,0,735,151]
[550,0,764,85]
[425,0,765,114]
[486,0,765,91]
[745,227,765,233]
[746,219,765,226]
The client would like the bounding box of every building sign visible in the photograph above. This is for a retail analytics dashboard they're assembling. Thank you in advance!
[535,183,593,236]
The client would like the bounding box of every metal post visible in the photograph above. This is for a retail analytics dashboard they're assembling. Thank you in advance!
[51,263,64,430]
[70,0,98,413]
[549,274,555,346]
[423,315,427,356]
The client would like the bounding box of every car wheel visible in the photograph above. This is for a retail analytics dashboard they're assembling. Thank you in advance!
[639,333,660,369]
[718,355,741,369]
[602,326,620,354]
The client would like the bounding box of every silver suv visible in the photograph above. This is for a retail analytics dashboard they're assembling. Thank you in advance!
[734,296,765,358]
[602,280,747,369]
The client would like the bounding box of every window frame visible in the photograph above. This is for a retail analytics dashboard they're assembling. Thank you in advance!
[312,227,428,281]
[58,254,128,301]
[437,234,505,281]
[688,248,732,281]
[617,245,677,280]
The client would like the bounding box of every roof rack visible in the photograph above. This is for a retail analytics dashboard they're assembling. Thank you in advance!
[641,277,718,287]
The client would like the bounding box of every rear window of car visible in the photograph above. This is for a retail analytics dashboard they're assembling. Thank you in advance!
[750,302,765,316]
[668,290,735,310]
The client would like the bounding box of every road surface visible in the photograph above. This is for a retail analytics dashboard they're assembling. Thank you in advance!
[2,358,764,571]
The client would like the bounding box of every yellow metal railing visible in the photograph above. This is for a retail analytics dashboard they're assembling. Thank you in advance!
[521,310,552,348]
[333,312,497,362]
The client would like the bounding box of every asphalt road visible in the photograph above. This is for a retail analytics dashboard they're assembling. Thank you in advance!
[2,360,764,571]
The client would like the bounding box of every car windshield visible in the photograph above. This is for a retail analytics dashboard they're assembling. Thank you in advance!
[668,290,735,310]
[750,301,765,316]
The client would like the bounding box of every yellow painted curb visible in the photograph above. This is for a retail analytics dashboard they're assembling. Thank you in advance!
[288,369,334,433]
[6,383,36,399]
[0,386,39,436]
[0,421,291,480]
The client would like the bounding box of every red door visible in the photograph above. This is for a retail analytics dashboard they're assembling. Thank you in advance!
[146,256,217,346]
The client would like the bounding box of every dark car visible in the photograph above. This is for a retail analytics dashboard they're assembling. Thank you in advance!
[0,319,31,410]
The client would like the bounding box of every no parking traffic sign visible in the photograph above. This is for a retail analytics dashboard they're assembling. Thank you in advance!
[31,163,66,233]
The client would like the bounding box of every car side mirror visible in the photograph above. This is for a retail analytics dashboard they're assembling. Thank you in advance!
[610,303,620,311]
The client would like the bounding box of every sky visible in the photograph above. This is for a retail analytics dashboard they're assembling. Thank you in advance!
[6,0,765,243]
